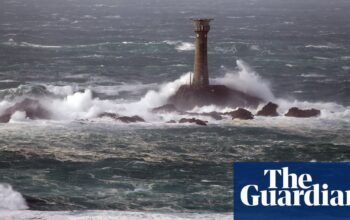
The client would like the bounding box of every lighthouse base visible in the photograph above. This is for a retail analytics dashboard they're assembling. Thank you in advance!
[167,85,263,111]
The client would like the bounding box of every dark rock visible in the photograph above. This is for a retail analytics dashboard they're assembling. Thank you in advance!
[98,112,145,123]
[226,108,254,120]
[179,118,207,126]
[285,107,321,118]
[23,195,48,210]
[0,98,51,123]
[117,115,145,123]
[152,104,180,113]
[97,112,119,120]
[201,111,223,120]
[167,85,263,111]
[166,120,177,123]
[257,102,279,117]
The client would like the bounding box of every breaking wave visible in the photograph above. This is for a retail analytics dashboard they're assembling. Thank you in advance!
[2,40,114,49]
[305,44,339,49]
[213,60,274,101]
[0,60,348,125]
[0,183,28,210]
[164,41,195,51]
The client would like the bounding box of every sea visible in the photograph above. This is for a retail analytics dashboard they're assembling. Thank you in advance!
[0,0,349,219]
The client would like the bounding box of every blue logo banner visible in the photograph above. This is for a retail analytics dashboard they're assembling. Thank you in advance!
[234,162,350,220]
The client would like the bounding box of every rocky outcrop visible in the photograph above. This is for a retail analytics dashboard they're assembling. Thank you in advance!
[152,104,180,113]
[179,118,207,126]
[98,112,145,123]
[200,111,223,120]
[256,102,279,117]
[225,108,254,120]
[117,116,145,123]
[166,120,177,124]
[285,107,321,118]
[0,98,51,123]
[167,85,262,111]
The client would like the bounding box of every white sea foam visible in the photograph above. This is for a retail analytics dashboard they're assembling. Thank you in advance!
[300,73,325,78]
[214,46,237,54]
[164,41,195,51]
[20,42,62,49]
[82,15,97,19]
[46,85,76,96]
[0,183,28,210]
[91,83,158,96]
[9,111,28,123]
[175,42,195,51]
[313,56,330,60]
[104,15,121,19]
[250,45,260,51]
[0,210,231,220]
[305,44,337,49]
[0,60,349,126]
[1,41,114,49]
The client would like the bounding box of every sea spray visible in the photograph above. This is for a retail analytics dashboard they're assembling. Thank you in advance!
[0,60,349,124]
[213,60,274,101]
[0,183,28,210]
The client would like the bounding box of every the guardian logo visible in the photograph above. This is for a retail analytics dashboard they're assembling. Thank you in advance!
[234,163,350,220]
[240,167,350,207]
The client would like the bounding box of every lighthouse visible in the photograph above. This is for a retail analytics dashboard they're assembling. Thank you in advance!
[167,18,262,110]
[191,18,212,88]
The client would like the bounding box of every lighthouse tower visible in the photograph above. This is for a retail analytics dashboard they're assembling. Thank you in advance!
[191,18,213,88]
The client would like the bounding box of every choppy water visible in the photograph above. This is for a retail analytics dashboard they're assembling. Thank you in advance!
[0,0,349,219]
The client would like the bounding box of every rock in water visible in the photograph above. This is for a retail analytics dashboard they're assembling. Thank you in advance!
[117,115,145,123]
[167,85,262,111]
[256,102,279,117]
[0,98,51,123]
[226,108,254,120]
[98,113,145,123]
[285,107,321,118]
[179,118,207,126]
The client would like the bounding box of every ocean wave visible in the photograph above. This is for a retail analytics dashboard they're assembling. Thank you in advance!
[175,42,195,51]
[1,41,115,49]
[300,73,325,78]
[81,15,97,19]
[305,44,339,49]
[313,56,330,60]
[213,60,274,101]
[341,56,350,60]
[0,60,348,126]
[0,210,231,220]
[19,42,62,49]
[0,183,28,210]
[104,15,121,19]
[164,40,195,51]
[214,46,237,54]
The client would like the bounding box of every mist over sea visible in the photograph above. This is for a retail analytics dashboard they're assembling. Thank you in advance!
[0,0,349,219]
